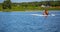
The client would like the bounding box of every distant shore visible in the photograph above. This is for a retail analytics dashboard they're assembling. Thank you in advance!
[0,7,60,12]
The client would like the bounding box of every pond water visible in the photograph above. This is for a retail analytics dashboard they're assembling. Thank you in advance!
[0,11,60,32]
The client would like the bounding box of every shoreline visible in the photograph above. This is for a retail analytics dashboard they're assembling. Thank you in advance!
[0,10,60,12]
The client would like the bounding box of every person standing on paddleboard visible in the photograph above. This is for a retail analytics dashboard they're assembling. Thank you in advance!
[43,9,49,18]
[43,9,49,15]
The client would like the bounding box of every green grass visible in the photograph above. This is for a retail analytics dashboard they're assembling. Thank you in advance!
[0,6,60,12]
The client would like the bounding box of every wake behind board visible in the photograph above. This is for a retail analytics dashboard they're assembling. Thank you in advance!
[31,14,55,16]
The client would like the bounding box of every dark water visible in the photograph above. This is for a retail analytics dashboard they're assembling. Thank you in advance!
[0,11,60,32]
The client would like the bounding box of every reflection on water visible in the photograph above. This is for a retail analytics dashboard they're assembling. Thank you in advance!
[0,11,60,32]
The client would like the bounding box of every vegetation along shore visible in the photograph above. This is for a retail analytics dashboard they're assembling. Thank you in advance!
[0,0,60,12]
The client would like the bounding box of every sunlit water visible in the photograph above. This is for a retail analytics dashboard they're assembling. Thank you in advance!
[0,11,60,32]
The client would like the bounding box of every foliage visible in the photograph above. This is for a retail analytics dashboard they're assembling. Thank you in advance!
[2,0,12,9]
[0,1,60,11]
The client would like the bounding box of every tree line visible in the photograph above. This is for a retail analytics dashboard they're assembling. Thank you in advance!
[0,1,60,9]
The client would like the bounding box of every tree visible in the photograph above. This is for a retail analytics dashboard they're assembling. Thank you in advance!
[2,0,12,9]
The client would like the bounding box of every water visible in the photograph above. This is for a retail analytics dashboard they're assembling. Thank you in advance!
[0,11,60,32]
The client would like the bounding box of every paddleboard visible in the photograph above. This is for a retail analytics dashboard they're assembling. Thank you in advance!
[31,14,55,16]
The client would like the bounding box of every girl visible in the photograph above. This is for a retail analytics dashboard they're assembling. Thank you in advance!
[43,9,49,15]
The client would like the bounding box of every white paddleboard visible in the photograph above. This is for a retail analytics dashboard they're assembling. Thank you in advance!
[31,14,55,16]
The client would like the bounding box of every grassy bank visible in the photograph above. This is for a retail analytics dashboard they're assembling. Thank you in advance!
[0,6,60,12]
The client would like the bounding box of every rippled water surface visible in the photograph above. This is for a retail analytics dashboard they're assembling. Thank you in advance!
[0,11,60,32]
